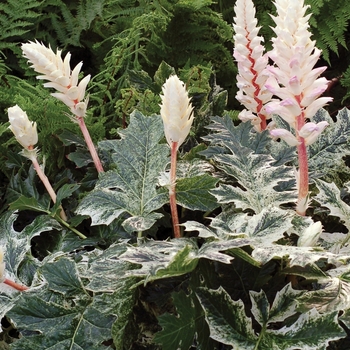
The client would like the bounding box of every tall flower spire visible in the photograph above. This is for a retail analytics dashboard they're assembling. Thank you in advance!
[21,41,104,173]
[160,75,194,238]
[233,0,272,132]
[266,0,332,215]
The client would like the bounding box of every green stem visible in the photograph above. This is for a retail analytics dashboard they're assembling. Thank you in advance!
[254,325,266,350]
[170,141,181,238]
[54,214,87,239]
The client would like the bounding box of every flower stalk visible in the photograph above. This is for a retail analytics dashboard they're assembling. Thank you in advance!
[21,41,104,173]
[169,141,181,238]
[265,0,332,215]
[160,75,194,238]
[0,247,28,291]
[8,105,67,221]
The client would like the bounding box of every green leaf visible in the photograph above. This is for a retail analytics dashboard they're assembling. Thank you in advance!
[251,244,342,267]
[67,148,93,168]
[250,290,270,327]
[41,257,85,295]
[241,206,294,245]
[298,277,350,313]
[82,244,134,292]
[196,287,257,349]
[176,174,219,211]
[315,179,350,230]
[120,240,199,282]
[56,183,80,204]
[0,212,60,281]
[153,60,176,87]
[76,111,169,233]
[9,195,48,213]
[51,183,80,214]
[110,278,138,350]
[8,293,116,350]
[57,129,86,147]
[264,309,344,350]
[268,283,303,324]
[308,108,350,178]
[154,290,197,350]
[202,116,296,213]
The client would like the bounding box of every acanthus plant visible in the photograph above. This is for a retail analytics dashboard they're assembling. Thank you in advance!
[2,0,350,349]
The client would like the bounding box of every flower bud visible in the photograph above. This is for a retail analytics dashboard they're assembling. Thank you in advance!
[8,105,38,150]
[160,75,194,148]
[269,128,300,146]
[299,121,329,145]
[297,221,323,247]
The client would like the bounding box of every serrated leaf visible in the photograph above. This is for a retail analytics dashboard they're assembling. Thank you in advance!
[8,293,116,350]
[120,240,199,282]
[308,108,350,177]
[176,174,219,211]
[55,183,80,204]
[268,283,303,324]
[197,238,251,264]
[101,278,137,350]
[154,290,196,350]
[264,309,344,350]
[196,286,257,349]
[76,111,169,233]
[41,258,85,295]
[251,245,344,267]
[57,129,85,147]
[298,277,350,313]
[242,207,294,245]
[81,244,135,292]
[202,117,296,213]
[120,237,249,282]
[315,179,350,230]
[9,195,48,213]
[0,212,60,282]
[250,290,270,327]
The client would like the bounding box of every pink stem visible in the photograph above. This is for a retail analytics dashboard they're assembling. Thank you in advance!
[77,116,104,173]
[30,154,67,221]
[4,278,28,291]
[296,110,308,216]
[170,142,181,238]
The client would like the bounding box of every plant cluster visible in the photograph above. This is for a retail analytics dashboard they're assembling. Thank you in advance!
[1,0,350,350]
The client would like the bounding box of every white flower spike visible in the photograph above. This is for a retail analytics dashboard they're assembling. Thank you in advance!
[160,75,194,149]
[8,105,38,151]
[21,41,90,118]
[21,40,104,173]
[233,0,272,131]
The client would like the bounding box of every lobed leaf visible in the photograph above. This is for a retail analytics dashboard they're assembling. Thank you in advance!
[202,116,296,213]
[196,286,257,349]
[76,111,169,233]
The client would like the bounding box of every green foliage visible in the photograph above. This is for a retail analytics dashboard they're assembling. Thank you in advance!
[3,1,350,349]
[305,0,350,62]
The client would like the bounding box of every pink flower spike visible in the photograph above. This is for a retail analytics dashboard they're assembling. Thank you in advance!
[270,128,300,146]
[233,0,272,131]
